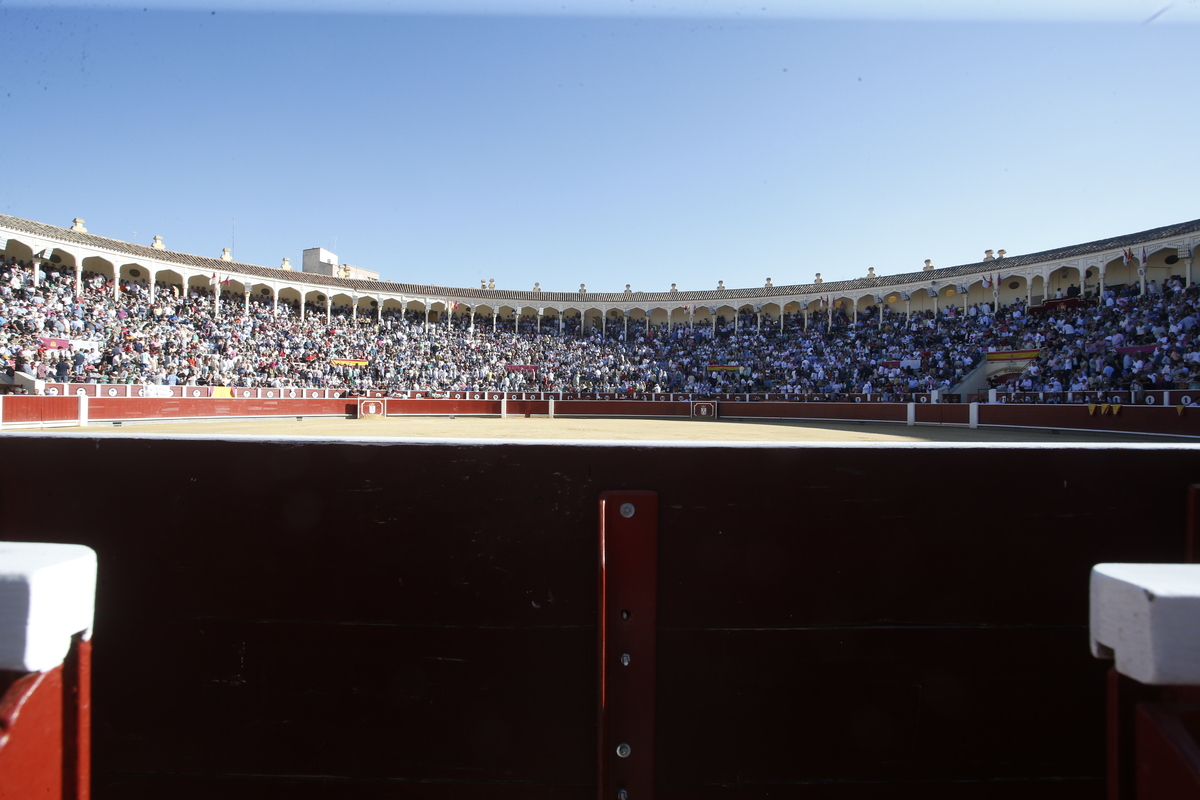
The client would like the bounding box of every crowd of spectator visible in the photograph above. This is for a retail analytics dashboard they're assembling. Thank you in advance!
[3,252,1200,399]
[993,277,1200,396]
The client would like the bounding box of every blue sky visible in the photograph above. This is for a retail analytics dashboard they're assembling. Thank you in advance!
[1,1,1197,293]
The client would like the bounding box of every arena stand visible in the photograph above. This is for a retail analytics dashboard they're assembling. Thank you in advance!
[4,218,1200,435]
[2,214,1199,410]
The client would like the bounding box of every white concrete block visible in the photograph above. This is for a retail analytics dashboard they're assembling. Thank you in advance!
[1090,563,1200,685]
[0,542,97,673]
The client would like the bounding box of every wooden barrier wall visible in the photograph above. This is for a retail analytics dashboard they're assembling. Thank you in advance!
[1,436,1198,798]
[557,400,691,418]
[384,398,502,416]
[720,402,909,423]
[86,397,355,422]
[0,637,91,800]
[5,395,1200,439]
[979,403,1200,438]
[0,395,80,425]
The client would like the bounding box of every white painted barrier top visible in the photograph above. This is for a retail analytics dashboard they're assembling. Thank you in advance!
[1090,563,1200,685]
[0,542,97,673]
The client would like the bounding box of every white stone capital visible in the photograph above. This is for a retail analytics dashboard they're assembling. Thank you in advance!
[0,542,97,673]
[1091,563,1200,685]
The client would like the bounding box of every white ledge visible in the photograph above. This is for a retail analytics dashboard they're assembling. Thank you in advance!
[0,542,97,673]
[1090,563,1200,685]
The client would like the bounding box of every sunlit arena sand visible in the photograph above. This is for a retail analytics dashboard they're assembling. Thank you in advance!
[21,415,1192,443]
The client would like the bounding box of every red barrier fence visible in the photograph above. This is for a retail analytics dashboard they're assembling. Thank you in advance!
[5,394,1200,438]
[385,399,503,416]
[720,402,908,423]
[0,637,91,800]
[2,436,1194,796]
[980,403,1200,438]
[0,395,80,426]
[87,397,355,422]
[916,403,971,425]
[556,400,691,418]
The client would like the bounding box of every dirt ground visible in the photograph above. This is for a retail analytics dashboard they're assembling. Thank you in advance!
[23,414,1195,443]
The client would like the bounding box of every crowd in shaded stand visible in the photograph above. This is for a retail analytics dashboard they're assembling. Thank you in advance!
[3,252,1200,398]
[994,278,1200,396]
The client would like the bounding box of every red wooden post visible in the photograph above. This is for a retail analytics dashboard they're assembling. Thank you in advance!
[598,491,658,800]
[0,543,96,800]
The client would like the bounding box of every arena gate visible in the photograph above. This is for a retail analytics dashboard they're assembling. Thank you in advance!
[1,435,1196,798]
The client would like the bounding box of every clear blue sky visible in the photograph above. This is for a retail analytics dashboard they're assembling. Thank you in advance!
[2,0,1197,293]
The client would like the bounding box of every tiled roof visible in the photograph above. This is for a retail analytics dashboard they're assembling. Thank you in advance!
[3,213,1197,307]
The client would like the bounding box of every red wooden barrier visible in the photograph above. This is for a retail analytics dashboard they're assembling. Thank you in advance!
[719,401,908,423]
[915,404,971,425]
[87,398,354,421]
[7,394,1200,439]
[0,637,93,800]
[598,491,658,800]
[1,396,79,425]
[4,437,1191,797]
[0,543,95,800]
[385,399,502,416]
[556,401,691,418]
[505,400,550,416]
[981,403,1200,438]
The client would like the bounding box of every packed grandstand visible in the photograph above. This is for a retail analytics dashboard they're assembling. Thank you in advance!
[2,214,1199,400]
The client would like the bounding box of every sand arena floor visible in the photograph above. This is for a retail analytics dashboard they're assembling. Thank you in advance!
[19,413,1194,444]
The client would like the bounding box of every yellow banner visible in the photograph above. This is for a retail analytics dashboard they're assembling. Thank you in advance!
[331,359,370,366]
[211,387,233,398]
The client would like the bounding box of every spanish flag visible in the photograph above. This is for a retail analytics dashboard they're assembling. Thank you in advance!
[331,359,370,366]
